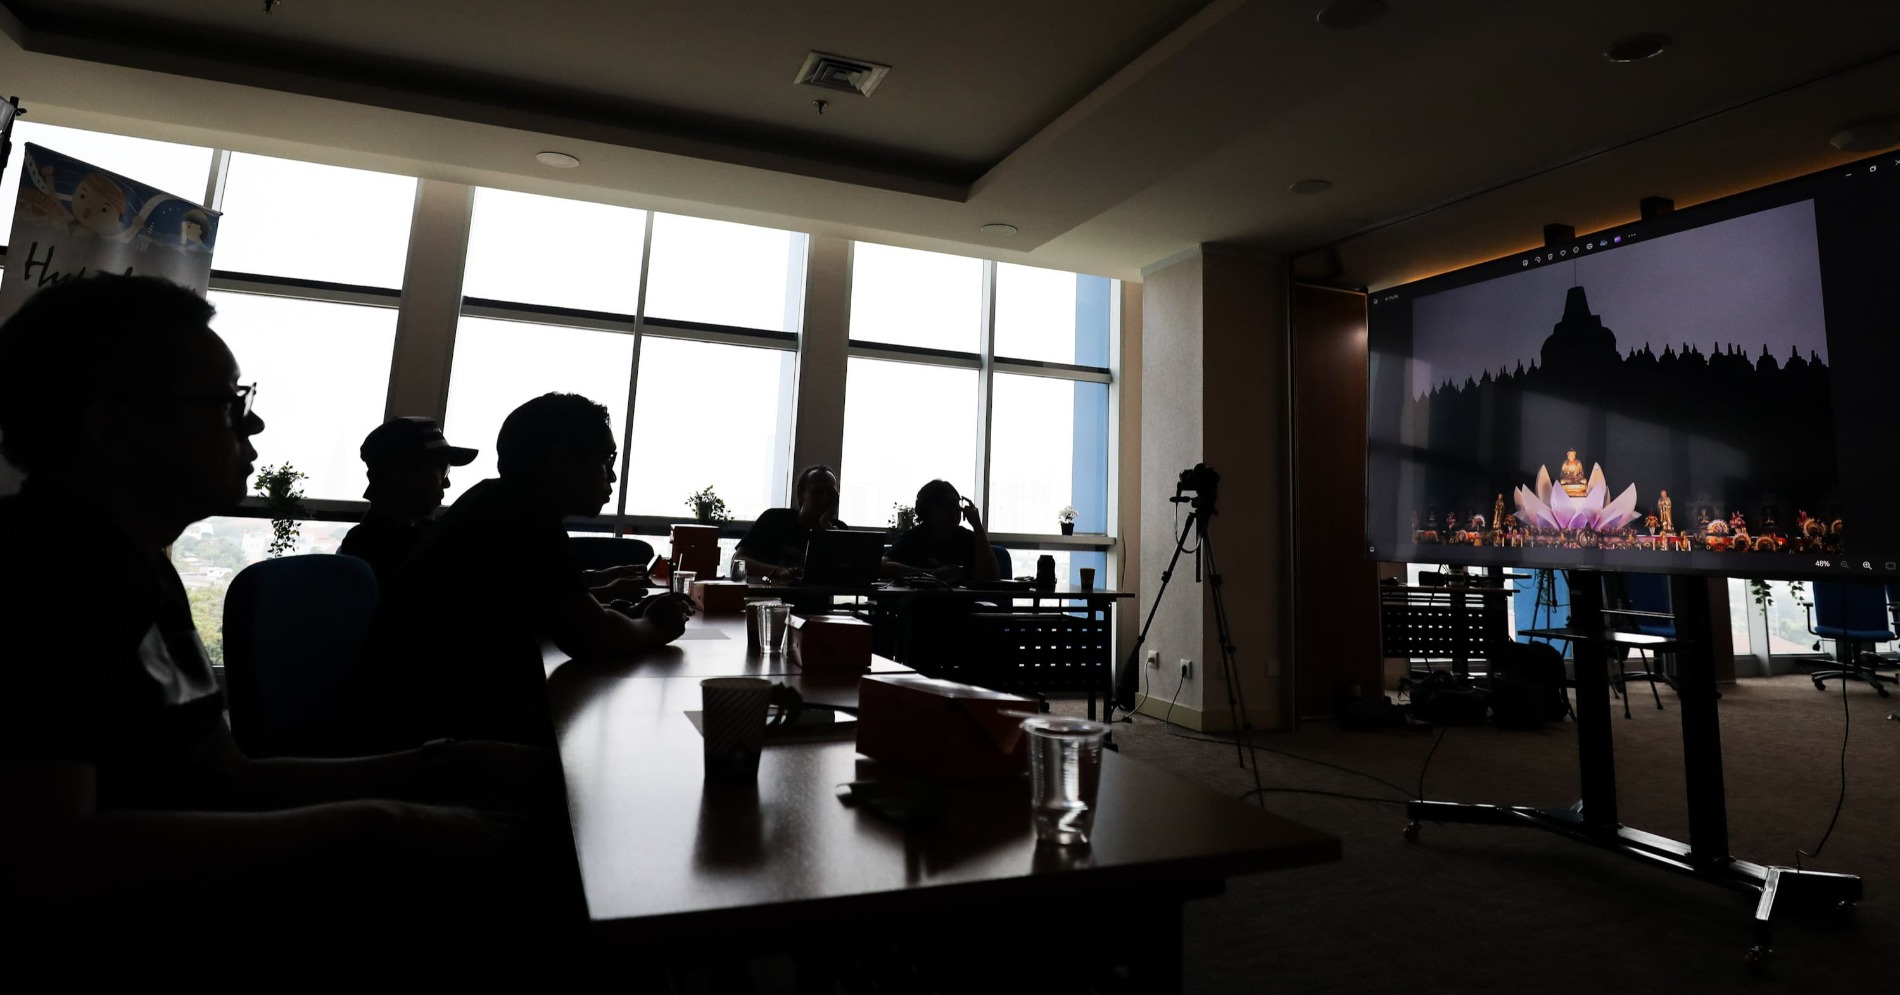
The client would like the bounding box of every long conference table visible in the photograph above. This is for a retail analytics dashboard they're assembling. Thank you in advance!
[543,612,1340,991]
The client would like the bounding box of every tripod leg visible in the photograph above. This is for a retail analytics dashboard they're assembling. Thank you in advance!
[1114,512,1199,714]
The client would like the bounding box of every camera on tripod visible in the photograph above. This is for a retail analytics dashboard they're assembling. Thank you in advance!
[1172,462,1220,512]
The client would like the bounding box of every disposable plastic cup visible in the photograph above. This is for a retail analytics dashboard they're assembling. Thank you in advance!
[750,601,790,654]
[671,570,697,594]
[1022,716,1110,845]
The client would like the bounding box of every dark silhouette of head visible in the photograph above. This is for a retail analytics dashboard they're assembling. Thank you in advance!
[495,393,615,516]
[0,274,264,541]
[360,416,477,521]
[792,465,839,528]
[915,479,961,532]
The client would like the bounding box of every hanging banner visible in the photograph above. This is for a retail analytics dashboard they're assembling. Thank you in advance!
[0,142,220,321]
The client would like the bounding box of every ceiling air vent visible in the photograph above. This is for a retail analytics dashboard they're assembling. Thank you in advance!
[794,51,891,98]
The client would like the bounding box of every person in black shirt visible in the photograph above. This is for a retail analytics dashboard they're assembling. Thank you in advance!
[735,464,849,582]
[0,275,568,953]
[337,415,476,590]
[360,392,691,748]
[884,479,999,583]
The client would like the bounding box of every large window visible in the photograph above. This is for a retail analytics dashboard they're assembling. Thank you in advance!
[442,317,636,507]
[448,194,804,524]
[624,337,793,520]
[644,214,802,331]
[209,291,398,501]
[847,243,983,352]
[212,153,416,287]
[839,358,979,528]
[844,245,1113,550]
[462,187,646,313]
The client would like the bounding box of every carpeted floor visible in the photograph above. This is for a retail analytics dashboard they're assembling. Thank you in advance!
[1074,674,1898,992]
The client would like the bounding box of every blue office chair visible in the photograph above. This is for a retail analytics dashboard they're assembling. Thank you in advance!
[1805,581,1896,697]
[568,535,657,574]
[224,554,381,757]
[992,545,1013,579]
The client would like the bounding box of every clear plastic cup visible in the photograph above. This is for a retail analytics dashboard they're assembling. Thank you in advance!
[671,570,698,595]
[750,601,790,654]
[1022,715,1110,845]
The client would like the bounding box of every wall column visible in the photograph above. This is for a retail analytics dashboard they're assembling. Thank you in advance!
[1135,247,1290,731]
[791,235,850,486]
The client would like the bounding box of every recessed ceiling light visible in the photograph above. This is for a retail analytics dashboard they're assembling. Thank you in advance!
[1603,34,1670,63]
[980,223,1018,236]
[536,151,580,168]
[1316,0,1387,31]
[1829,120,1900,154]
[1290,179,1334,195]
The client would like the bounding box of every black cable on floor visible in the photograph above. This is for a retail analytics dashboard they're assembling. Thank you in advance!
[1416,724,1448,802]
[1797,674,1851,869]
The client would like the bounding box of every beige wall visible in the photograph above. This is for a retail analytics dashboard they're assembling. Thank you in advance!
[1136,251,1206,723]
[1134,247,1290,730]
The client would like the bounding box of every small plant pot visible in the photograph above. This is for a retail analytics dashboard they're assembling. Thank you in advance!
[1059,522,1074,535]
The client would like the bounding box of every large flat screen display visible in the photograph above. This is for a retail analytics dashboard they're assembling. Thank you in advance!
[1366,151,1900,580]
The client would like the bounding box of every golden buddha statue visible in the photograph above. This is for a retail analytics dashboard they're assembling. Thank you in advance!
[1559,449,1587,497]
[1657,490,1673,534]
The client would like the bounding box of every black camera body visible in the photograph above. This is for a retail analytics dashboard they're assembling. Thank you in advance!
[1172,462,1220,514]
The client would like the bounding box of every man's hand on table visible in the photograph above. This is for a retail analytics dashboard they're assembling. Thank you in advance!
[641,592,694,642]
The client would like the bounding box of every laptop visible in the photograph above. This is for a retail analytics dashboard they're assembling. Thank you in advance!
[800,529,887,586]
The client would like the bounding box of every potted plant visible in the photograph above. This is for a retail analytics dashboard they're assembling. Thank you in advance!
[889,503,916,533]
[686,485,732,524]
[1058,505,1077,535]
[254,463,307,557]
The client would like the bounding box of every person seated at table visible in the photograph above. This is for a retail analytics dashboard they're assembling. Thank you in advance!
[882,479,998,584]
[0,274,572,953]
[734,464,848,583]
[337,415,477,590]
[359,392,692,749]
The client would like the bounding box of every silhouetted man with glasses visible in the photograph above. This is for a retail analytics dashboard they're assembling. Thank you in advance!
[0,275,571,961]
[359,392,692,749]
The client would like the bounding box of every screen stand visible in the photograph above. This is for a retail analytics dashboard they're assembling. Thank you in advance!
[1404,569,1861,974]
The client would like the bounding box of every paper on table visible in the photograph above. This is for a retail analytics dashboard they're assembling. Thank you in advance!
[685,709,858,743]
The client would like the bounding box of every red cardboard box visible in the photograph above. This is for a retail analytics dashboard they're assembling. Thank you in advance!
[669,524,721,579]
[786,613,872,671]
[691,579,748,614]
[856,674,1034,782]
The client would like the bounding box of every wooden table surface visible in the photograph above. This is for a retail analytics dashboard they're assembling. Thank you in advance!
[542,612,911,679]
[545,660,1342,944]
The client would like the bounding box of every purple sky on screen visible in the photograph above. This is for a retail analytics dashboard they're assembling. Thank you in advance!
[1409,200,1827,392]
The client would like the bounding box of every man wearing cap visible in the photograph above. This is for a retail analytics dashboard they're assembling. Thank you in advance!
[339,416,477,590]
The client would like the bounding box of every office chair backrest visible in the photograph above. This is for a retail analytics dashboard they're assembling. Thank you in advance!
[1811,580,1893,639]
[1621,573,1671,613]
[992,545,1013,579]
[568,535,657,573]
[223,554,379,757]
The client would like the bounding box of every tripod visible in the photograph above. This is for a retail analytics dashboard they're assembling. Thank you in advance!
[1111,465,1266,805]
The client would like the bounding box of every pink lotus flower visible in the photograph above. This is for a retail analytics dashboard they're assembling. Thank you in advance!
[1513,462,1641,532]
